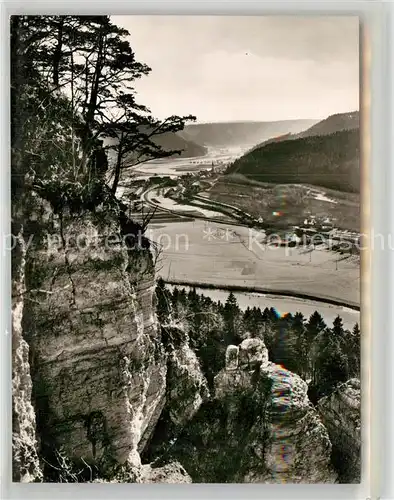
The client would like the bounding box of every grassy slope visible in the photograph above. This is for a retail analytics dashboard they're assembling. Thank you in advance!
[205,175,360,231]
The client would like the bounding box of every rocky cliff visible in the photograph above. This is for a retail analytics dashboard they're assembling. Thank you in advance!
[13,204,354,484]
[12,225,42,482]
[93,460,191,484]
[22,209,167,477]
[163,338,336,483]
[164,326,210,428]
[318,378,361,483]
[12,198,210,482]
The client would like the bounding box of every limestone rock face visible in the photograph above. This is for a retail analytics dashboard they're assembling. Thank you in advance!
[165,327,210,428]
[94,461,192,484]
[225,345,239,371]
[238,338,269,369]
[12,227,42,482]
[25,213,167,471]
[141,325,209,463]
[139,461,192,483]
[318,378,361,483]
[167,338,336,483]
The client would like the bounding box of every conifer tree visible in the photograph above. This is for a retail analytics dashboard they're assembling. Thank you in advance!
[306,311,327,381]
[156,278,171,323]
[11,15,196,206]
[306,311,327,343]
[332,315,346,340]
[223,292,241,345]
[292,312,308,378]
[346,322,361,377]
[314,337,349,398]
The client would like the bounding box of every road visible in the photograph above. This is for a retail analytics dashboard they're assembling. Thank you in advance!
[141,185,248,226]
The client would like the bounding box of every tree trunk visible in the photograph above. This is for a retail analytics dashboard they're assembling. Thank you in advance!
[52,17,64,87]
[85,29,104,128]
[111,134,123,194]
[81,26,105,169]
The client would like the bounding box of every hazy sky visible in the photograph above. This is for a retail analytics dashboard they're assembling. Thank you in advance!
[112,16,359,123]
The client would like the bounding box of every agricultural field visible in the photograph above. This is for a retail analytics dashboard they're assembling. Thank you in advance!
[204,174,360,231]
[147,219,360,307]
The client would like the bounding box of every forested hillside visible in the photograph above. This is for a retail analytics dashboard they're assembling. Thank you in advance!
[227,128,360,192]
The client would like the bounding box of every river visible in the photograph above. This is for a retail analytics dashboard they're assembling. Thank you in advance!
[132,145,250,180]
[166,284,359,331]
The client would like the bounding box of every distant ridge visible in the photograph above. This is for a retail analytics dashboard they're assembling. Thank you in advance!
[192,118,317,125]
[297,111,359,139]
[178,119,318,147]
[250,111,359,151]
[105,129,208,161]
[152,131,208,158]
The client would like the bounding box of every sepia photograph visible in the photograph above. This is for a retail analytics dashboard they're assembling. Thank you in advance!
[11,15,361,484]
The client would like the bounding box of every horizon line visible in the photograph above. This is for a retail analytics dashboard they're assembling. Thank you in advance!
[189,110,359,126]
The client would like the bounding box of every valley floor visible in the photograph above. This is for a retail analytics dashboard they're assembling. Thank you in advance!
[147,220,360,307]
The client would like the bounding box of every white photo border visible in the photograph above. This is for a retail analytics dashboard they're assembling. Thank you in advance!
[1,1,392,499]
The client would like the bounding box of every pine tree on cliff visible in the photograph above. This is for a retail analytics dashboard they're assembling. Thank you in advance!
[13,15,196,202]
